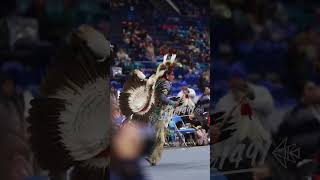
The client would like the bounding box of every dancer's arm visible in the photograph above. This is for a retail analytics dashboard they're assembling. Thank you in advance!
[160,92,177,106]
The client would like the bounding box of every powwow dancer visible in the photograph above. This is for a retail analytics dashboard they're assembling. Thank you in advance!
[119,54,183,166]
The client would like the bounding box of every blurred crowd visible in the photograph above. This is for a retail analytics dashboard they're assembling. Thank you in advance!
[0,0,110,92]
[212,0,320,107]
[111,0,208,18]
[111,0,210,96]
[211,0,320,180]
[110,0,211,150]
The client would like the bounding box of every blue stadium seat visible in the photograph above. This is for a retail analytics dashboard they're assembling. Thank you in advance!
[172,81,181,88]
[185,75,199,85]
[141,62,154,69]
[174,67,185,77]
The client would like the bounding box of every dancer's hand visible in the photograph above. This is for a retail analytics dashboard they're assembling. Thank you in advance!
[170,97,182,107]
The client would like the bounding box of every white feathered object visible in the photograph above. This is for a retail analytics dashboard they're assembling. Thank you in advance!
[28,25,111,180]
[119,54,176,123]
[211,84,273,169]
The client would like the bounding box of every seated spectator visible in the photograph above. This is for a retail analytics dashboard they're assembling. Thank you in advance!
[117,48,131,62]
[199,70,210,92]
[145,42,155,62]
[195,126,208,146]
[195,87,210,132]
[177,83,197,104]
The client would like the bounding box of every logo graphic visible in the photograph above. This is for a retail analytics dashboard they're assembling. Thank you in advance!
[194,105,205,115]
[271,138,301,168]
[211,138,302,176]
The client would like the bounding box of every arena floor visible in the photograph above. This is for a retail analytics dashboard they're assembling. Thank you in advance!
[142,146,210,180]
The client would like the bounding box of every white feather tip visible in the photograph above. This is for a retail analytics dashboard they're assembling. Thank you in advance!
[170,54,176,63]
[163,54,168,63]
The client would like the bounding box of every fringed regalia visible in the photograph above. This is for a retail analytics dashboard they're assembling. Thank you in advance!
[119,54,179,165]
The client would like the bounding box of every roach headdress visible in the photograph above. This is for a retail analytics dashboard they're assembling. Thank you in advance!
[158,54,177,79]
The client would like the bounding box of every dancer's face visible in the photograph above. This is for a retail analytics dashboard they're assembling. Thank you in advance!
[204,87,210,95]
[167,72,175,81]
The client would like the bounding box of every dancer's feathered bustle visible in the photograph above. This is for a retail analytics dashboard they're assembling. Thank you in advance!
[119,54,177,123]
[27,25,111,180]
